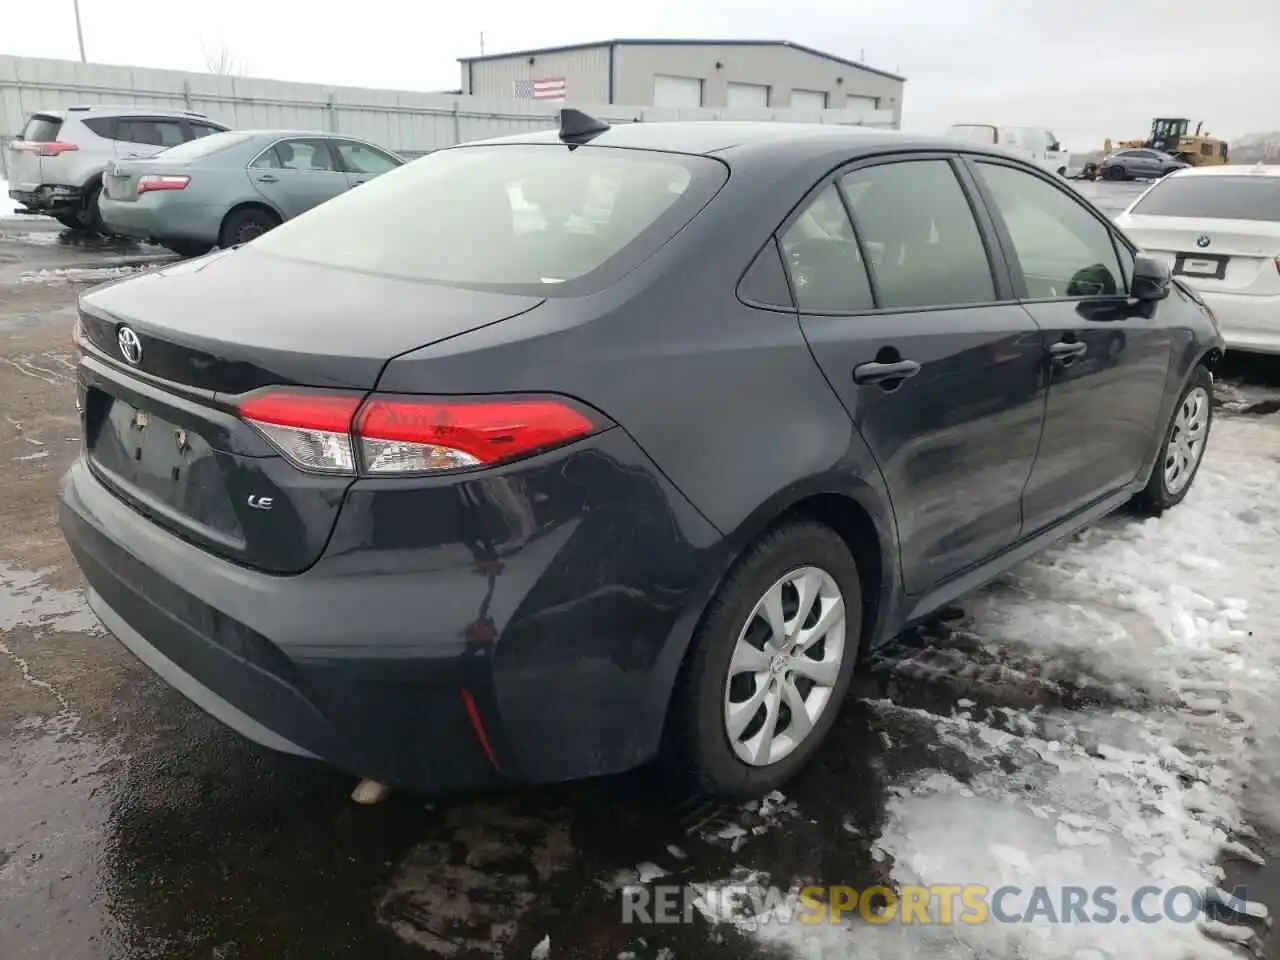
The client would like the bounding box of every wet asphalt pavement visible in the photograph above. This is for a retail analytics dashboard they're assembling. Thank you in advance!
[2,184,1279,960]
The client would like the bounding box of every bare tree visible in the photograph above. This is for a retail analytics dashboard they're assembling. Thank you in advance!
[201,38,243,77]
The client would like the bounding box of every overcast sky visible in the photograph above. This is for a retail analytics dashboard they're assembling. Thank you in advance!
[10,0,1279,149]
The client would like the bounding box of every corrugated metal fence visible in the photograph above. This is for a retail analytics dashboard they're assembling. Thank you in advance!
[0,55,897,177]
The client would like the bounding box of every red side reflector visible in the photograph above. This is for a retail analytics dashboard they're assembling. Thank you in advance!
[461,687,500,770]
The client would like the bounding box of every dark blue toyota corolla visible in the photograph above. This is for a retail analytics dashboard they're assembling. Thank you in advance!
[58,112,1224,799]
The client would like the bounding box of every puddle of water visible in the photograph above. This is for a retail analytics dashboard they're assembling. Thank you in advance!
[0,718,128,960]
[0,566,100,636]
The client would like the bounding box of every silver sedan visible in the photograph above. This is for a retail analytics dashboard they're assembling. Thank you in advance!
[98,129,404,256]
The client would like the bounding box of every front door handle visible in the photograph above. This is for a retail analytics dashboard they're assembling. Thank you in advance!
[1048,340,1088,360]
[853,359,922,385]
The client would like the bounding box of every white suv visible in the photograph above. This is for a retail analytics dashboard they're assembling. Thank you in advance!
[6,105,229,233]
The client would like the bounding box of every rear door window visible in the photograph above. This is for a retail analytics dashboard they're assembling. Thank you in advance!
[254,138,338,172]
[21,114,63,141]
[82,117,118,139]
[976,161,1125,299]
[779,183,874,312]
[333,140,401,175]
[248,143,727,296]
[840,158,997,309]
[1129,175,1280,222]
[116,118,187,148]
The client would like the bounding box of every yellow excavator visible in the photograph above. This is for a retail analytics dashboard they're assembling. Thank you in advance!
[1083,118,1229,179]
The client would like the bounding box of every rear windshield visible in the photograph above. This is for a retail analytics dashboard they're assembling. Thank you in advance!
[249,143,728,295]
[21,114,63,142]
[155,131,253,162]
[1129,175,1280,222]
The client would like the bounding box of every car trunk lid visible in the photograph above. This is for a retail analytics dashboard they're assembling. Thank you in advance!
[76,247,545,573]
[1122,215,1280,295]
[6,113,68,194]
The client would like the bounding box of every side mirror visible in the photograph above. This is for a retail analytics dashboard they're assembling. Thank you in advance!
[1131,253,1171,301]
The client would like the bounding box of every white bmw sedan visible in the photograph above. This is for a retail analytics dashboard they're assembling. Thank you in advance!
[1115,164,1280,354]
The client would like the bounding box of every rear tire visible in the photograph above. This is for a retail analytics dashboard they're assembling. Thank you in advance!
[81,183,107,235]
[668,521,862,798]
[1137,365,1212,515]
[218,207,280,249]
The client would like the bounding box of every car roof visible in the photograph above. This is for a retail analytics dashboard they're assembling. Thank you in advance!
[230,129,385,140]
[457,120,1014,163]
[1168,163,1280,179]
[57,105,214,119]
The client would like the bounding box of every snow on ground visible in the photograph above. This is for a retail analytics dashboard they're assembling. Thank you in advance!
[699,415,1280,959]
[1,179,18,218]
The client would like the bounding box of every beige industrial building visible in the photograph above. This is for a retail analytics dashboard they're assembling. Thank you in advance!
[458,39,905,125]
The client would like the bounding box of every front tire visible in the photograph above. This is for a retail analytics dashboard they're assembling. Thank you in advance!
[1138,365,1212,514]
[1103,164,1126,181]
[669,521,862,798]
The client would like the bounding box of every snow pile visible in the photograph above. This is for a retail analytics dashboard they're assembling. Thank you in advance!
[0,177,17,218]
[19,265,144,284]
[708,417,1280,959]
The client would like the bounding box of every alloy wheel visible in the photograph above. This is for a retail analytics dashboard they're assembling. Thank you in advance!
[1164,386,1209,495]
[723,566,847,767]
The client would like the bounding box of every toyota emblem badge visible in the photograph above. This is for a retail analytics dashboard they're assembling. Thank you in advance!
[117,326,143,365]
[1196,235,1211,249]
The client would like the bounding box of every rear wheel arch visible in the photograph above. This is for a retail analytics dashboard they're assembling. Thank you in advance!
[658,493,892,794]
[218,202,282,248]
[659,487,893,738]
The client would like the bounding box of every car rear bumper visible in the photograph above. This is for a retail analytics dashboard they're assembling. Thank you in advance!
[8,183,85,213]
[58,428,724,792]
[99,194,224,245]
[1198,290,1280,355]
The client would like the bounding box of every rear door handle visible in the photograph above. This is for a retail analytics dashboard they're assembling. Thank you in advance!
[1048,340,1088,360]
[255,174,279,183]
[853,359,922,385]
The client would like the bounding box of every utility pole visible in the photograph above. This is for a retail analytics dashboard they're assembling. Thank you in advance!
[479,31,485,55]
[72,0,87,61]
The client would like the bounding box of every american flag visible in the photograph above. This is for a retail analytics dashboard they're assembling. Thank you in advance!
[514,77,566,101]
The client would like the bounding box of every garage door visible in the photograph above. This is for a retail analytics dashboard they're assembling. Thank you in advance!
[791,89,828,112]
[845,94,880,113]
[727,82,770,109]
[653,75,704,107]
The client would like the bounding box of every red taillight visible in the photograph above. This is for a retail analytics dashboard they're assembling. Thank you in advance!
[137,174,190,194]
[18,141,80,157]
[1274,257,1280,276]
[355,397,596,474]
[237,390,602,476]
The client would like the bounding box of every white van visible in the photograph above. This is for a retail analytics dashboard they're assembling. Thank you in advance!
[945,124,1072,178]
